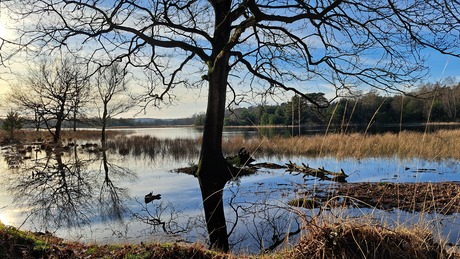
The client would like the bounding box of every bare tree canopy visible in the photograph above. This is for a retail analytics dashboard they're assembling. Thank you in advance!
[2,1,459,103]
[7,57,90,142]
[95,61,133,145]
[1,0,460,252]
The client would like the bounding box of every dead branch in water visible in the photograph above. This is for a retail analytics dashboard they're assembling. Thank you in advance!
[285,161,348,182]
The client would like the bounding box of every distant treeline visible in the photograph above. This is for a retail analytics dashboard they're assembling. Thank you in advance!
[2,81,459,129]
[0,116,198,129]
[194,81,460,127]
[76,116,198,128]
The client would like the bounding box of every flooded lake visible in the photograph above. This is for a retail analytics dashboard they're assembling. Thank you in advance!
[1,127,460,253]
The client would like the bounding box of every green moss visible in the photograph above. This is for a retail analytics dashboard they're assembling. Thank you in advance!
[124,251,153,259]
[0,224,53,258]
[87,246,98,255]
[196,158,203,177]
[225,154,240,166]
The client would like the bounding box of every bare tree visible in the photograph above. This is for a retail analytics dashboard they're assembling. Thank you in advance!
[94,62,133,147]
[2,0,460,251]
[8,57,89,143]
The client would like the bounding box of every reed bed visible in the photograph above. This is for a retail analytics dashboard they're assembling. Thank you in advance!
[106,135,200,160]
[3,128,460,160]
[222,129,460,160]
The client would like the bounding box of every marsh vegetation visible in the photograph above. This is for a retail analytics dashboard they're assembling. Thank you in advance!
[1,127,460,257]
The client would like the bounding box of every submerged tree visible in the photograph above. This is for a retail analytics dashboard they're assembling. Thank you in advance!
[2,0,460,251]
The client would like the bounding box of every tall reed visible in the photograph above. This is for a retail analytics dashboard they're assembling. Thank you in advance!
[222,130,460,160]
[106,135,200,160]
[6,128,460,160]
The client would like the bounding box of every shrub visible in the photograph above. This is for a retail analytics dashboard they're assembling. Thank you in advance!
[1,111,23,143]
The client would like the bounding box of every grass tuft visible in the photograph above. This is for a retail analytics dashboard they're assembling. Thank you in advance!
[287,218,451,259]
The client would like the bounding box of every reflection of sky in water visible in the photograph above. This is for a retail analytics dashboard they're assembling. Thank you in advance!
[1,127,460,252]
[122,127,202,139]
[258,156,460,183]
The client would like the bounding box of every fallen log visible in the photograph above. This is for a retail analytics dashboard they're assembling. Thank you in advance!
[285,161,348,182]
[178,148,348,183]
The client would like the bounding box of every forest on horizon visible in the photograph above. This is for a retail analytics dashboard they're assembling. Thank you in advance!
[2,80,459,129]
[201,80,460,127]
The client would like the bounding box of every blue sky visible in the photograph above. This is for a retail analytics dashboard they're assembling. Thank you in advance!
[1,4,460,120]
[424,52,460,82]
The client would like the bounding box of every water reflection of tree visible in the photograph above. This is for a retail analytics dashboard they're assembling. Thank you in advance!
[223,187,303,253]
[133,200,193,236]
[98,150,135,222]
[10,149,93,229]
[7,146,135,231]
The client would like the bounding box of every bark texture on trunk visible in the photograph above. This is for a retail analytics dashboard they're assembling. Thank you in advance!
[101,105,108,147]
[196,0,233,252]
[197,62,232,251]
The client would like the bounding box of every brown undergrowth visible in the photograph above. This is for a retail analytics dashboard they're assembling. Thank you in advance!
[333,182,460,215]
[288,217,453,259]
[294,182,460,215]
[1,220,455,258]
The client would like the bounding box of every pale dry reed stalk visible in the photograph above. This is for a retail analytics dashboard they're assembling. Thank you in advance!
[287,212,449,259]
[220,130,460,160]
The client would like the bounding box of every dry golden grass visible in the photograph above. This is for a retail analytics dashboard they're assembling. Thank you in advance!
[222,129,460,160]
[287,216,451,259]
[4,128,460,160]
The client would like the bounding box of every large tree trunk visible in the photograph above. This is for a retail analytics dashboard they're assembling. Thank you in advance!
[197,41,233,253]
[197,62,232,251]
[197,74,231,251]
[53,105,66,144]
[54,118,63,143]
[196,0,232,252]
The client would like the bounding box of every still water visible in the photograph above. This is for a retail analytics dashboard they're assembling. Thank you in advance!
[114,123,460,139]
[1,127,460,253]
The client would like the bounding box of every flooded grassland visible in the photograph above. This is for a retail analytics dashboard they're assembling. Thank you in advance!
[1,128,460,254]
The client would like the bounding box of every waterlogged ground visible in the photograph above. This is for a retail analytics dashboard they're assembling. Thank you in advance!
[1,127,460,253]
